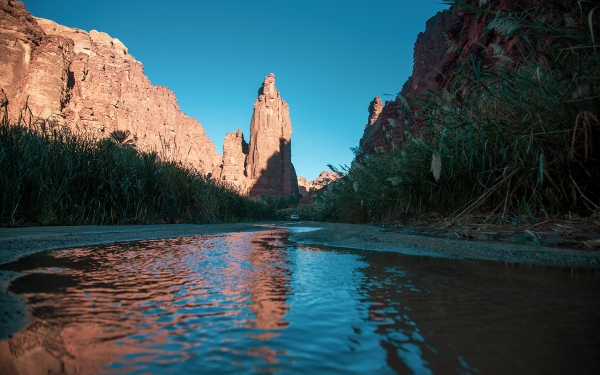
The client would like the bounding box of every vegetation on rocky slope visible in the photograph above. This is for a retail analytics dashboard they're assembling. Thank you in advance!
[0,112,275,226]
[299,0,599,225]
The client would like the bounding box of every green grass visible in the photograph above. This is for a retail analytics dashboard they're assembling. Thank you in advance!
[0,113,275,226]
[301,0,599,225]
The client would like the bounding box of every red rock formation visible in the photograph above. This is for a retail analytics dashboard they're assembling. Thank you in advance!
[297,171,340,198]
[297,176,310,196]
[14,33,73,120]
[359,0,538,154]
[0,1,43,109]
[360,8,455,154]
[0,2,221,174]
[219,129,250,192]
[367,96,382,127]
[243,73,299,197]
[0,87,8,109]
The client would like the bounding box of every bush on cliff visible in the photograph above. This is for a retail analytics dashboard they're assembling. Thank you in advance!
[0,115,275,226]
[310,0,599,224]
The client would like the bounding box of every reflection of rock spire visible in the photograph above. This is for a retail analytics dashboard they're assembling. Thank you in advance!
[246,233,291,336]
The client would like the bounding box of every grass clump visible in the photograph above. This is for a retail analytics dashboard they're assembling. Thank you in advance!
[308,0,599,224]
[0,114,275,226]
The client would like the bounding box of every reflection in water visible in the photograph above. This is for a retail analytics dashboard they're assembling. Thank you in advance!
[0,230,599,374]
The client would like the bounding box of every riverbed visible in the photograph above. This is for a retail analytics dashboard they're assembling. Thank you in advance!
[0,223,599,374]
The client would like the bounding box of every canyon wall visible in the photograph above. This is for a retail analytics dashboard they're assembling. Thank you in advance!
[360,8,454,154]
[218,74,299,197]
[359,0,536,154]
[0,1,221,174]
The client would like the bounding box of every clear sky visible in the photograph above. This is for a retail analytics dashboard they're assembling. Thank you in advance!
[23,0,449,181]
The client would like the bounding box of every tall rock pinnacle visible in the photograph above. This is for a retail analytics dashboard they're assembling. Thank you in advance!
[220,129,250,191]
[246,73,299,196]
[218,73,299,197]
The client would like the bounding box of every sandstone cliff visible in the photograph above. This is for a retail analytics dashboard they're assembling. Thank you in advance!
[360,7,454,154]
[219,129,250,191]
[359,0,537,154]
[219,73,299,197]
[0,1,221,174]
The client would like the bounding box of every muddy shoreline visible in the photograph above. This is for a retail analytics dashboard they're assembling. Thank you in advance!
[288,222,600,270]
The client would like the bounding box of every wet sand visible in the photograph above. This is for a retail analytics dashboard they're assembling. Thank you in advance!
[288,222,600,270]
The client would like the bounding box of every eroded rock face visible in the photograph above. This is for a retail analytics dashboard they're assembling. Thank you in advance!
[367,96,382,127]
[0,2,221,174]
[0,1,43,108]
[359,0,536,154]
[219,129,250,191]
[231,73,298,197]
[297,176,310,196]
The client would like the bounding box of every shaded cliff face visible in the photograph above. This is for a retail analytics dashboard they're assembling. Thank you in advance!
[360,7,455,154]
[0,2,221,174]
[219,73,299,197]
[359,0,538,154]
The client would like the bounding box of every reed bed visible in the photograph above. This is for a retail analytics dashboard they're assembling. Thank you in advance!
[0,113,275,226]
[302,0,599,225]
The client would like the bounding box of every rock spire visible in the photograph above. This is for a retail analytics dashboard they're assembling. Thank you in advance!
[218,73,300,197]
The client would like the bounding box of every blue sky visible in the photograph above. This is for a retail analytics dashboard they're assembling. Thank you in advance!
[24,0,449,180]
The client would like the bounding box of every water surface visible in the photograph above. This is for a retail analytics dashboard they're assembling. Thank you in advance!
[0,229,598,374]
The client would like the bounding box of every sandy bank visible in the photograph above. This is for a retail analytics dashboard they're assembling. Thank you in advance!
[287,222,600,270]
[1,222,599,270]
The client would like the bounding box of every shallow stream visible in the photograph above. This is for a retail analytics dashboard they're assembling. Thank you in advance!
[0,229,599,374]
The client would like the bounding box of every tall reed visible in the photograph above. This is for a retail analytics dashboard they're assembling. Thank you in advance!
[0,112,275,226]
